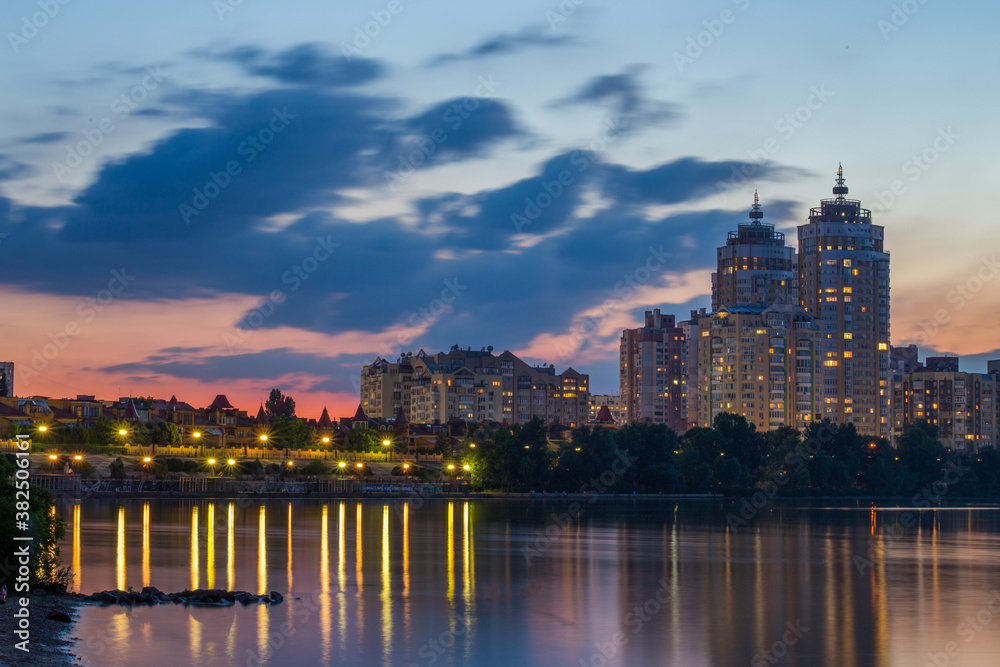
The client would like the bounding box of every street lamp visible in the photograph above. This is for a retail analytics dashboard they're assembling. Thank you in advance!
[73,455,83,461]
[48,454,58,461]
[383,439,391,446]
[38,425,48,433]
[227,459,236,466]
[322,437,330,444]
[260,435,268,442]
[119,429,128,436]
[338,461,346,468]
[463,465,470,471]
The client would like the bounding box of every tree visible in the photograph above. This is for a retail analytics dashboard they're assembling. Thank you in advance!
[265,389,296,419]
[347,429,379,452]
[302,460,330,475]
[269,415,314,448]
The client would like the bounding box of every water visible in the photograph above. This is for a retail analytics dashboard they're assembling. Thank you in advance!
[59,498,1000,667]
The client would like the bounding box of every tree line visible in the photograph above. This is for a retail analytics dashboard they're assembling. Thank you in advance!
[461,414,1000,497]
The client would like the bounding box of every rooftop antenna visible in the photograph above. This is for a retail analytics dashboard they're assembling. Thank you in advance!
[833,162,848,200]
[749,189,764,223]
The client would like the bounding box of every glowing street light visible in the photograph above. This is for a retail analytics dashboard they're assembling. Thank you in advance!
[207,458,217,465]
[143,457,152,463]
[338,462,346,468]
[119,429,128,436]
[48,454,58,461]
[382,439,391,446]
[322,437,330,444]
[402,463,410,470]
[192,432,201,438]
[356,463,364,469]
[469,443,476,448]
[286,461,294,467]
[227,459,236,466]
[259,435,268,442]
[38,425,48,432]
[462,465,470,471]
[447,464,455,470]
[73,455,83,461]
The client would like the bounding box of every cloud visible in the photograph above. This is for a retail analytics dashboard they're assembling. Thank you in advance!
[400,97,524,163]
[20,131,71,145]
[427,27,576,66]
[215,43,383,87]
[553,65,677,128]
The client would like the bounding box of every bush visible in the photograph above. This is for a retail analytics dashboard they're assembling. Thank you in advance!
[302,460,329,475]
[163,458,186,473]
[72,460,96,478]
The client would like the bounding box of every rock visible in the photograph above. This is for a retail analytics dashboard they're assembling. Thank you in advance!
[46,611,72,623]
[96,591,119,604]
[140,586,163,597]
[269,591,283,604]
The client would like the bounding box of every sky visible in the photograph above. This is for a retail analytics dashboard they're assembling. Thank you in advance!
[2,0,998,420]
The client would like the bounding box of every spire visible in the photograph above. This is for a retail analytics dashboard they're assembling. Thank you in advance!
[833,162,848,199]
[255,404,267,424]
[317,406,332,428]
[749,189,764,223]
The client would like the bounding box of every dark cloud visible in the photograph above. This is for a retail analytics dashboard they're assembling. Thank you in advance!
[20,131,71,145]
[553,65,677,128]
[427,27,576,67]
[0,155,32,180]
[216,43,383,88]
[401,97,523,163]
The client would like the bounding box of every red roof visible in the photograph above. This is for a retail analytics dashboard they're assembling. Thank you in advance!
[208,394,236,410]
[351,404,368,422]
[595,405,614,423]
[122,398,141,421]
[255,404,267,423]
[317,407,333,428]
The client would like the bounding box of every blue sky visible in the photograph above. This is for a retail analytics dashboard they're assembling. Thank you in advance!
[2,0,998,415]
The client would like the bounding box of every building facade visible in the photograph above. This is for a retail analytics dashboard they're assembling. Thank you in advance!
[892,364,997,452]
[588,394,623,424]
[620,309,687,432]
[0,362,12,397]
[712,192,797,310]
[797,166,890,437]
[362,347,590,427]
[696,304,821,432]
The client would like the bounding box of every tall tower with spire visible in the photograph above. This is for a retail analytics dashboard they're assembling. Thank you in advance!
[712,191,798,310]
[797,165,890,437]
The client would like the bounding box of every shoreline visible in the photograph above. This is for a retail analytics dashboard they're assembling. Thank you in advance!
[51,491,1000,504]
[0,590,82,667]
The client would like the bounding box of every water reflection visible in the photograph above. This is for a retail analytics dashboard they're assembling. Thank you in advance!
[64,500,1000,667]
[191,505,199,591]
[116,506,125,590]
[142,503,150,589]
[72,503,81,593]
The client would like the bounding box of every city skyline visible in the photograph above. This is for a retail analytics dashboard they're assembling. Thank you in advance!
[2,1,998,418]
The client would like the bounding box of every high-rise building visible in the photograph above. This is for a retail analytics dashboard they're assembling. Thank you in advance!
[797,166,890,437]
[696,304,821,432]
[360,355,415,420]
[362,347,589,426]
[713,192,797,310]
[678,308,707,430]
[892,358,997,451]
[619,309,687,432]
[0,362,12,397]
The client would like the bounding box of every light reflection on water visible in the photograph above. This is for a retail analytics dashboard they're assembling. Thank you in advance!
[63,499,1000,667]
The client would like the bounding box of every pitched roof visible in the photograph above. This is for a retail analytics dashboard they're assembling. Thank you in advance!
[595,405,614,423]
[122,398,141,421]
[208,394,235,410]
[394,406,408,424]
[351,404,368,422]
[255,404,267,423]
[0,402,29,417]
[317,406,333,428]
